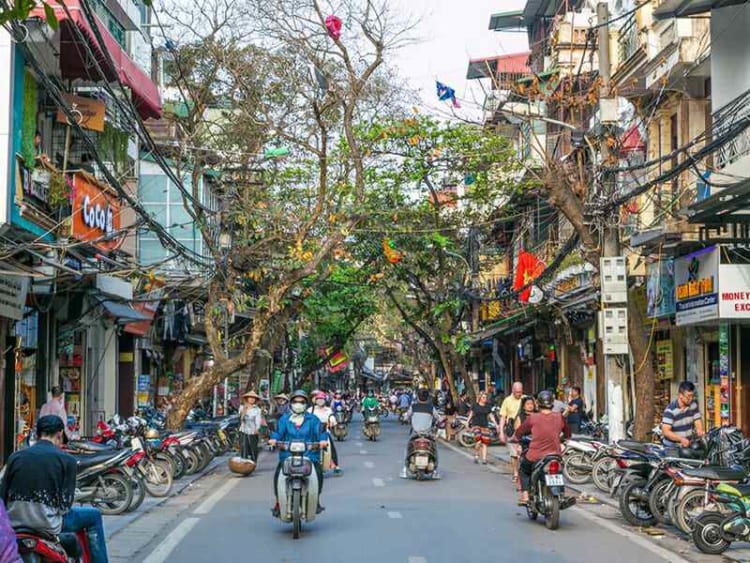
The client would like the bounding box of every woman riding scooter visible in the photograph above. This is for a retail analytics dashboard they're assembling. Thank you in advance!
[309,392,343,475]
[269,390,327,515]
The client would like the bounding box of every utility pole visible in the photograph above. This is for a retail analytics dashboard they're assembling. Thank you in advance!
[597,1,628,442]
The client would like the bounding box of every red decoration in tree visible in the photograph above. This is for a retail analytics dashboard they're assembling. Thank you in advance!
[325,15,342,40]
[383,238,404,264]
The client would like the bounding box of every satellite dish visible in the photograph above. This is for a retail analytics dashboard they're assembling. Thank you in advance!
[527,285,544,304]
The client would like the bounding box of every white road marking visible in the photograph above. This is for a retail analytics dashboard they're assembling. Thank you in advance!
[572,507,690,563]
[359,449,368,455]
[388,511,403,519]
[364,461,375,468]
[408,557,427,563]
[193,478,240,515]
[439,438,688,563]
[141,517,199,563]
[356,442,363,447]
[372,478,385,487]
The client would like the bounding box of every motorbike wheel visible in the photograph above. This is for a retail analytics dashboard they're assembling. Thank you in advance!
[648,479,673,525]
[91,473,133,515]
[562,452,592,485]
[183,448,200,475]
[675,488,712,534]
[619,480,656,527]
[155,452,177,479]
[545,495,560,530]
[171,450,186,480]
[591,457,616,493]
[457,430,475,449]
[127,476,147,512]
[143,460,173,497]
[292,489,302,540]
[692,512,732,554]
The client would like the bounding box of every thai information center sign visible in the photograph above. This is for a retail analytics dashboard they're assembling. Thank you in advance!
[675,245,750,326]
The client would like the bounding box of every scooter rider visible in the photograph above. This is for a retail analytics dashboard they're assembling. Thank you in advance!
[362,389,379,410]
[309,392,342,475]
[269,390,327,515]
[512,390,570,505]
[401,388,440,478]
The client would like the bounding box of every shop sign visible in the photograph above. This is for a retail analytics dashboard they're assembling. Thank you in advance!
[71,173,121,251]
[56,94,106,132]
[718,264,750,318]
[137,374,151,407]
[124,278,164,336]
[0,273,29,321]
[675,246,719,326]
[655,340,673,381]
[646,258,675,318]
[555,275,582,297]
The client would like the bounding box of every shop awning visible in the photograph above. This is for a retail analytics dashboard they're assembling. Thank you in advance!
[31,0,161,119]
[360,365,386,382]
[687,176,750,225]
[100,299,151,323]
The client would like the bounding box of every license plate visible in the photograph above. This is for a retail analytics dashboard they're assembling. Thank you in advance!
[545,474,565,487]
[415,455,429,468]
[131,437,143,450]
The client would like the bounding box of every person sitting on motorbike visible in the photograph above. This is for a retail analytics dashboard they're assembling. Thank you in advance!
[332,391,345,413]
[361,390,379,411]
[0,415,110,562]
[269,390,327,516]
[512,390,570,506]
[309,392,342,475]
[398,390,412,411]
[400,388,439,478]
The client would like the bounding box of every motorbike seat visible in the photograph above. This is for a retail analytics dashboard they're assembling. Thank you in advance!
[616,440,653,453]
[73,451,124,469]
[68,440,113,453]
[682,466,746,481]
[14,527,57,542]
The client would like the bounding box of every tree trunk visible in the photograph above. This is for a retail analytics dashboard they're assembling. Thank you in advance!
[628,287,656,441]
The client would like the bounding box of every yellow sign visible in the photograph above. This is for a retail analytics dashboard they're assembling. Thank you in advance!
[676,277,714,301]
[56,94,106,132]
[119,352,134,362]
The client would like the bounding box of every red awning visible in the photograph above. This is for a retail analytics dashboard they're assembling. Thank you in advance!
[32,0,161,120]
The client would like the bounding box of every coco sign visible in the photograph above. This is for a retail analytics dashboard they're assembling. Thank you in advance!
[72,173,121,252]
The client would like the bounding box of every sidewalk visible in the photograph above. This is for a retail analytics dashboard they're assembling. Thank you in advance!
[103,454,226,540]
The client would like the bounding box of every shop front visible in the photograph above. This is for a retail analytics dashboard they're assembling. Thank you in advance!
[674,246,750,432]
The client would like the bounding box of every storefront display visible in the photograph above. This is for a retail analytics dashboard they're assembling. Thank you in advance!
[59,331,84,433]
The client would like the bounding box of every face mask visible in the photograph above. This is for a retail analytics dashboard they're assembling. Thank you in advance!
[291,402,306,414]
[316,399,325,406]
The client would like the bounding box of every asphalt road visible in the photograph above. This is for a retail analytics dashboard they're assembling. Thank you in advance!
[126,415,686,563]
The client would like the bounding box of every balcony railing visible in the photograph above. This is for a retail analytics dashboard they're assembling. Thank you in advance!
[713,88,750,170]
[618,14,639,64]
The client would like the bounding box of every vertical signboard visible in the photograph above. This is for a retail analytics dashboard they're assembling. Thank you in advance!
[675,246,719,326]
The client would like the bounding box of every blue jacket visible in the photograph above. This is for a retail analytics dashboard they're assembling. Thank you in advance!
[271,412,323,462]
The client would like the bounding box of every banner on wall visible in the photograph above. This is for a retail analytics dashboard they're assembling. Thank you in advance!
[647,258,675,318]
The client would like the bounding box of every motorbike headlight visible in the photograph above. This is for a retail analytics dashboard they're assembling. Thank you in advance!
[289,442,306,453]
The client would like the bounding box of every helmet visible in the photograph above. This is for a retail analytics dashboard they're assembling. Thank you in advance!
[417,388,430,402]
[537,390,554,410]
[228,456,256,476]
[145,428,160,440]
[274,393,288,402]
[367,389,374,396]
[314,391,327,401]
[290,389,309,403]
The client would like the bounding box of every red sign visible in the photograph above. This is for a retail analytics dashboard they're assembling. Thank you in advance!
[124,279,164,336]
[71,173,122,252]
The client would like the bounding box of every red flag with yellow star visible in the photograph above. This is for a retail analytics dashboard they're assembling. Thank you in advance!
[513,251,545,303]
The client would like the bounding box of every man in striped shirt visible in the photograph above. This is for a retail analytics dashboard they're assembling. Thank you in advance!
[661,381,704,448]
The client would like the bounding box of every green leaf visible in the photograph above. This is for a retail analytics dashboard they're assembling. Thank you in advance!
[43,3,58,31]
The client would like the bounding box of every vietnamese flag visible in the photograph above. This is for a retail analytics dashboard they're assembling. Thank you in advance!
[513,251,545,303]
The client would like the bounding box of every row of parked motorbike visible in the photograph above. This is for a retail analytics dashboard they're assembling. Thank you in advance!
[559,425,750,554]
[39,411,237,516]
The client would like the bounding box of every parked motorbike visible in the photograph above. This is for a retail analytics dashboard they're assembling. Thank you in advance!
[405,433,438,480]
[692,482,750,554]
[15,528,90,563]
[332,407,348,442]
[73,449,134,515]
[362,407,381,441]
[274,441,324,539]
[562,438,602,485]
[524,454,576,530]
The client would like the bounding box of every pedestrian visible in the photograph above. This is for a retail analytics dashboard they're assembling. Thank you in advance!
[550,389,567,414]
[239,391,262,462]
[499,382,524,484]
[566,386,585,434]
[444,390,457,441]
[661,381,704,449]
[467,391,498,464]
[39,386,71,441]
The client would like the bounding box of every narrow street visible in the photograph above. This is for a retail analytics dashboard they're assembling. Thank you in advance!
[111,417,690,563]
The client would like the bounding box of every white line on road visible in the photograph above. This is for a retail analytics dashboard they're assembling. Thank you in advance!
[408,557,427,563]
[387,511,402,519]
[193,478,240,515]
[141,517,199,563]
[359,449,368,455]
[372,478,385,487]
[364,461,375,468]
[356,442,363,447]
[439,439,688,563]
